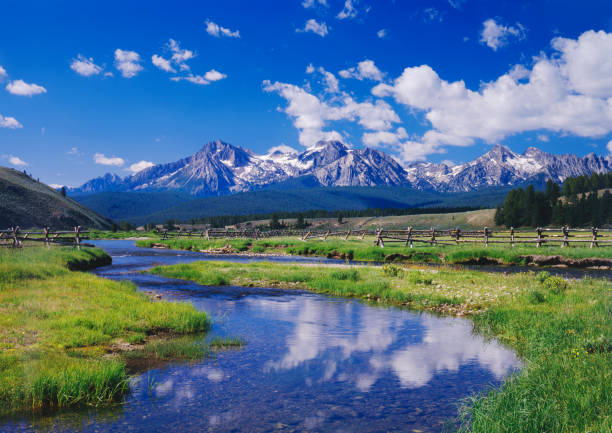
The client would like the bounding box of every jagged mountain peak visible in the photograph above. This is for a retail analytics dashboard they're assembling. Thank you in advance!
[70,140,612,196]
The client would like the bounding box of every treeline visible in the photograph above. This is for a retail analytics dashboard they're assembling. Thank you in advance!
[166,206,480,229]
[495,173,612,228]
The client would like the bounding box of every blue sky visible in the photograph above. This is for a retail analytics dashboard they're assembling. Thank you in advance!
[1,0,612,187]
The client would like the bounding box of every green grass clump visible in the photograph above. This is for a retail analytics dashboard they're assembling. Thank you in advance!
[0,246,210,416]
[149,259,611,432]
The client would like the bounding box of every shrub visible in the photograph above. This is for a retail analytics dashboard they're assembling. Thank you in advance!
[542,276,567,294]
[536,271,551,283]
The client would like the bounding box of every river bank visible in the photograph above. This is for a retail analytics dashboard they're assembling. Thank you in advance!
[136,237,612,269]
[0,246,210,417]
[149,259,612,433]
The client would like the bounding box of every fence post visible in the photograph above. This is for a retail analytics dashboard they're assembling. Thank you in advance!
[590,227,599,248]
[344,230,351,240]
[205,229,210,240]
[44,227,50,246]
[74,226,81,247]
[12,226,20,248]
[510,227,514,248]
[302,230,311,241]
[454,227,461,245]
[324,229,331,241]
[405,226,413,248]
[376,228,385,248]
[561,225,569,248]
[536,227,543,248]
[483,227,489,247]
[360,230,366,240]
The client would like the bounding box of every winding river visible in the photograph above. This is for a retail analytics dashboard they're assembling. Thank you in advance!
[3,240,523,432]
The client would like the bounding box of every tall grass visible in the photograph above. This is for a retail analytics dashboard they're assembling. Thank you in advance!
[0,246,210,416]
[149,260,612,432]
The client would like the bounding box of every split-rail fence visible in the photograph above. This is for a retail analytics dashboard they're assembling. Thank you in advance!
[0,226,88,247]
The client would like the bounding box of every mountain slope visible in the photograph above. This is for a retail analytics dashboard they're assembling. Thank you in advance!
[0,167,113,229]
[71,141,612,197]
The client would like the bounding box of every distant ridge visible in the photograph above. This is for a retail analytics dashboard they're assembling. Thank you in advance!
[0,167,112,229]
[71,140,612,197]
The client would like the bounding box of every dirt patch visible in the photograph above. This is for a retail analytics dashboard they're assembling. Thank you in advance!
[199,244,236,254]
[521,255,612,269]
[151,243,170,249]
[452,256,504,266]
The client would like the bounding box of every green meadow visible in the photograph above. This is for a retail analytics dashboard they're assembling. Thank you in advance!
[136,236,612,265]
[149,260,612,433]
[0,246,210,416]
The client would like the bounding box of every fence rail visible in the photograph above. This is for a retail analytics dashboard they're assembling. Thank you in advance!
[157,225,612,249]
[0,226,88,247]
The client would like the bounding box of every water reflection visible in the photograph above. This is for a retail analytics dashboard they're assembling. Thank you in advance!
[260,298,519,392]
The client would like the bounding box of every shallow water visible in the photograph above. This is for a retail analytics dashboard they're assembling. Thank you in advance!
[2,240,522,433]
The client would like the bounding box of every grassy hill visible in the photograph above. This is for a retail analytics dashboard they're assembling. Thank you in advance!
[0,167,113,229]
[246,208,497,231]
[73,185,511,225]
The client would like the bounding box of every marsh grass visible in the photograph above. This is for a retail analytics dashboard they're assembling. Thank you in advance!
[137,236,612,265]
[149,260,612,432]
[0,246,210,416]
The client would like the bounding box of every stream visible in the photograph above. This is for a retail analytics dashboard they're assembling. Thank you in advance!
[3,240,525,432]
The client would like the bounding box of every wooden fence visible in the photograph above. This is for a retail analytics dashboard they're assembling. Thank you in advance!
[157,225,612,248]
[0,226,88,247]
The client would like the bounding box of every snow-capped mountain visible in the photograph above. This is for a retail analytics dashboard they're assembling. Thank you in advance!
[71,141,612,196]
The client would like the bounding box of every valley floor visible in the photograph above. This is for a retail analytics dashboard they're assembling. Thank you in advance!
[149,259,612,433]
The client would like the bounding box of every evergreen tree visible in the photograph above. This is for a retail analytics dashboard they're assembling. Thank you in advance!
[60,186,66,197]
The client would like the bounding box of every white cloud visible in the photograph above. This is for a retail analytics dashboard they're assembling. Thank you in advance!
[9,155,28,166]
[6,79,47,96]
[377,29,387,39]
[371,29,612,161]
[302,0,327,8]
[0,114,22,129]
[267,144,299,155]
[151,54,175,73]
[128,160,155,173]
[336,0,358,20]
[423,8,442,22]
[114,49,143,78]
[205,20,240,38]
[263,79,399,148]
[537,134,549,142]
[168,39,194,70]
[0,66,7,81]
[67,147,80,155]
[93,153,125,166]
[607,140,612,154]
[171,70,227,86]
[70,55,103,76]
[449,0,467,8]
[307,65,339,93]
[480,18,526,51]
[362,127,408,147]
[297,19,329,37]
[339,60,384,81]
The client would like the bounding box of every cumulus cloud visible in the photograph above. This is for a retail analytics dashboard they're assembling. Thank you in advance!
[307,65,339,93]
[0,66,7,81]
[377,29,387,39]
[168,39,194,70]
[93,153,125,166]
[480,18,526,51]
[607,140,612,154]
[8,155,27,166]
[152,54,175,73]
[6,79,47,96]
[336,0,358,20]
[205,20,240,38]
[114,49,143,78]
[267,144,299,155]
[263,79,399,148]
[371,29,612,161]
[0,114,22,129]
[302,0,327,7]
[171,70,227,85]
[70,55,103,76]
[339,60,384,81]
[128,160,155,173]
[297,19,329,37]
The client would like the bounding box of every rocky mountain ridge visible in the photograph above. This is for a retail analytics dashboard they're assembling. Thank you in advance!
[70,140,612,196]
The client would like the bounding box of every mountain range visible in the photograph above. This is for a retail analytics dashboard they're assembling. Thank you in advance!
[70,140,612,196]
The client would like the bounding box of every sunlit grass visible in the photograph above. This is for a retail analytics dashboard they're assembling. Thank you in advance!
[0,246,210,416]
